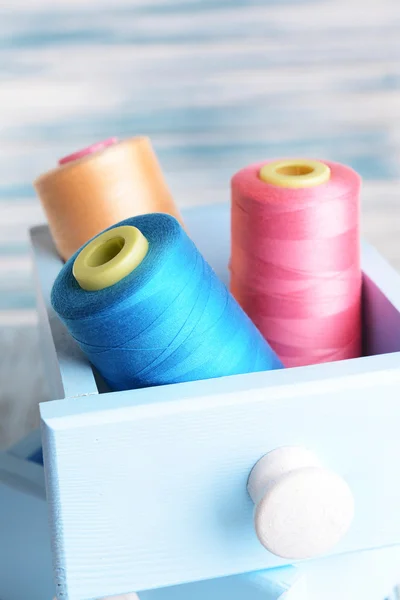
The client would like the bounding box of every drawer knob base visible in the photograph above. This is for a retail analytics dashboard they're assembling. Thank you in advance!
[247,446,354,560]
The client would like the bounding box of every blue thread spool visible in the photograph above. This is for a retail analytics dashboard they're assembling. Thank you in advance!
[51,214,282,391]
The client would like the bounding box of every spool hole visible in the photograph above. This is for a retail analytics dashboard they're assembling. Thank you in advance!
[86,236,125,268]
[275,164,314,177]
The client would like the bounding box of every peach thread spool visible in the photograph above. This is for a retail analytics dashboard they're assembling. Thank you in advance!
[34,137,183,261]
[230,158,362,368]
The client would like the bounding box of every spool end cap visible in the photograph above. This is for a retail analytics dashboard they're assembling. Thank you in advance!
[259,159,330,188]
[73,225,148,291]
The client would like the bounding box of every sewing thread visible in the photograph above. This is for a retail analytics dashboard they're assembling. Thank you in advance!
[34,137,183,261]
[51,213,282,391]
[230,159,362,368]
[58,137,118,166]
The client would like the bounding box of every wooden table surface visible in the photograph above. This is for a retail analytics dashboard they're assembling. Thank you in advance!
[1,0,400,446]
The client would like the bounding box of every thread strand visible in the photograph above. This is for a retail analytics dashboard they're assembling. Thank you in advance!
[52,213,283,390]
[230,159,362,368]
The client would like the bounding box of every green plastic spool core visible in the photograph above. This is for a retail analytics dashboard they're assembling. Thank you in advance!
[73,225,149,291]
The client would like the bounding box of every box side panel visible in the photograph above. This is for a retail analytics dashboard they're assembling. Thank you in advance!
[362,243,400,355]
[30,225,98,399]
[183,202,230,287]
[41,353,400,598]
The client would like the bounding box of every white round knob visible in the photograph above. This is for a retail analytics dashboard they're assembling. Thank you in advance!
[247,446,354,560]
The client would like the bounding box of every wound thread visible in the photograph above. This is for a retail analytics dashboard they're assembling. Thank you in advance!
[34,137,183,261]
[230,159,362,368]
[51,213,283,391]
[58,138,118,166]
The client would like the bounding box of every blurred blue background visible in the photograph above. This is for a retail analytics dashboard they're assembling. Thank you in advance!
[1,0,400,446]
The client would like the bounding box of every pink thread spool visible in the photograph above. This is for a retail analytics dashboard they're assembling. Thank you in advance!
[58,138,118,165]
[230,158,362,368]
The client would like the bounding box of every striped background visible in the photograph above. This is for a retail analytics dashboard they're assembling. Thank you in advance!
[1,0,400,447]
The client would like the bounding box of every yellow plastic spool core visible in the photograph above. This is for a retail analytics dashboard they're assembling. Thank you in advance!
[259,159,330,188]
[73,225,149,291]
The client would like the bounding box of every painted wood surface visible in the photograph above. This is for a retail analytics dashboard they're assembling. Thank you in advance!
[40,352,400,597]
[36,203,400,598]
[31,225,99,400]
[361,242,400,356]
[0,446,307,600]
[3,444,400,600]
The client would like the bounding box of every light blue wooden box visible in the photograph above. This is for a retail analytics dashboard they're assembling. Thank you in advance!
[30,202,400,600]
[1,430,306,600]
